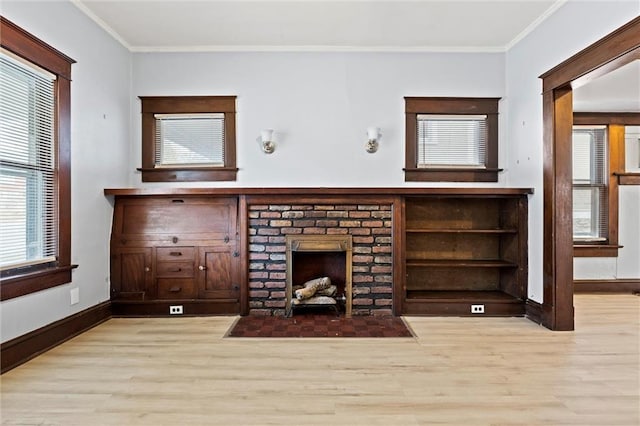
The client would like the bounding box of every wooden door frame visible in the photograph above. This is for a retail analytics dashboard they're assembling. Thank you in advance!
[539,17,640,330]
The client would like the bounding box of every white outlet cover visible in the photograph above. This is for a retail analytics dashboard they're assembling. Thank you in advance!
[70,288,80,305]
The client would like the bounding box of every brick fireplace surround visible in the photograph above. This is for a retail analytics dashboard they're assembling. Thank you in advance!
[248,203,393,316]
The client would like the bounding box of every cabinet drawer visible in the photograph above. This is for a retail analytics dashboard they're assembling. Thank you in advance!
[157,247,195,262]
[157,279,197,299]
[156,261,194,277]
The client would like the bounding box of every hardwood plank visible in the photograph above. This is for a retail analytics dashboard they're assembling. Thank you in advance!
[1,295,637,425]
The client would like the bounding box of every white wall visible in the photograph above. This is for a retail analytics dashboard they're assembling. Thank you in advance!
[131,51,506,188]
[0,1,131,342]
[505,0,640,301]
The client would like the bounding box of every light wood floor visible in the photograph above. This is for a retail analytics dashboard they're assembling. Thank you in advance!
[1,294,638,425]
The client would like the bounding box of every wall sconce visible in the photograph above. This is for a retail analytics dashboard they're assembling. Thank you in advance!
[365,127,379,153]
[261,129,275,154]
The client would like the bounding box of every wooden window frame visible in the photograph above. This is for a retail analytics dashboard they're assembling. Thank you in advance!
[138,96,237,182]
[572,114,625,257]
[0,17,76,301]
[404,97,501,182]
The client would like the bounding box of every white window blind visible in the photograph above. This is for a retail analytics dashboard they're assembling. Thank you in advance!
[572,126,608,241]
[154,113,224,167]
[0,50,57,270]
[417,114,487,168]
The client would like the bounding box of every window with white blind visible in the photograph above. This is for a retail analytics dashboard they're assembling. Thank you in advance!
[417,115,487,168]
[1,17,74,301]
[572,126,608,241]
[405,97,500,182]
[0,51,56,270]
[139,96,237,182]
[154,113,225,167]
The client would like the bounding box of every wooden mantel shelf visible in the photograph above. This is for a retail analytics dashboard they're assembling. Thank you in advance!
[104,187,534,197]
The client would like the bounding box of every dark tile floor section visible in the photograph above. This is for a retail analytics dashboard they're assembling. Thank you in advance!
[227,314,414,338]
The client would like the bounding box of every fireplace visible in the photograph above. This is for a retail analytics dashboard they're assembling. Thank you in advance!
[286,235,353,317]
[248,203,393,316]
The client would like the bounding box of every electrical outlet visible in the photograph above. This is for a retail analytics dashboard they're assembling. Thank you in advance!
[471,304,485,314]
[169,305,183,315]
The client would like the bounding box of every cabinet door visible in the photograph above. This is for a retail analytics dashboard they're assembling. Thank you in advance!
[197,245,240,300]
[111,248,152,300]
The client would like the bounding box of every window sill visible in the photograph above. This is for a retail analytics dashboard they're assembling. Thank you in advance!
[0,264,78,301]
[138,167,238,182]
[614,172,640,185]
[404,167,501,182]
[573,244,621,257]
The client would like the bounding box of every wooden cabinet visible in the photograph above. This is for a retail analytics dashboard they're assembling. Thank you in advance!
[109,196,240,316]
[401,193,529,316]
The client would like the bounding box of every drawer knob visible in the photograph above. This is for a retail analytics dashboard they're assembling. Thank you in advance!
[168,267,182,272]
[144,267,150,272]
[169,286,181,292]
[169,251,182,256]
[172,236,179,244]
[224,236,230,243]
[198,265,207,271]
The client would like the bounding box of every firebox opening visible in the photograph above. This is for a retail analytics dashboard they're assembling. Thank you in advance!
[292,252,346,301]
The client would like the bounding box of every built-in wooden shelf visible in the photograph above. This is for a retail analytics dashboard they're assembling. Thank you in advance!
[406,259,518,268]
[406,228,518,234]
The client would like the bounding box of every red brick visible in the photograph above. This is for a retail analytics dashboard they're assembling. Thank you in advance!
[250,236,269,243]
[248,211,260,219]
[372,286,393,294]
[249,262,265,270]
[349,211,371,218]
[349,228,371,235]
[372,309,393,316]
[270,220,292,227]
[372,228,391,235]
[374,255,392,264]
[250,290,269,298]
[374,237,391,244]
[371,265,392,274]
[372,245,392,253]
[260,211,282,218]
[258,228,281,236]
[269,272,287,279]
[249,281,265,289]
[291,205,313,210]
[281,227,303,234]
[265,300,286,308]
[250,205,269,211]
[353,246,372,254]
[249,309,271,316]
[327,228,349,235]
[353,266,370,273]
[266,263,286,270]
[265,281,285,289]
[266,245,286,253]
[339,220,360,227]
[353,274,373,283]
[371,211,392,219]
[282,211,304,219]
[269,253,286,261]
[357,205,379,211]
[314,205,335,210]
[249,271,268,279]
[293,219,316,227]
[374,275,393,283]
[303,227,326,235]
[249,252,269,260]
[304,211,327,218]
[249,301,264,308]
[353,286,371,295]
[269,205,292,211]
[354,236,374,244]
[268,236,286,243]
[249,244,266,252]
[315,220,339,227]
[362,220,384,228]
[250,219,269,226]
[374,299,393,306]
[327,211,349,218]
[352,298,373,306]
[269,291,286,299]
[353,255,374,263]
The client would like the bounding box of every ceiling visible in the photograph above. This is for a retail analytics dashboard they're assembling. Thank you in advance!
[72,0,563,52]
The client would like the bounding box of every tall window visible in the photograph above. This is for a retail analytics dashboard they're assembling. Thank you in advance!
[572,126,608,241]
[0,50,56,269]
[405,97,500,182]
[0,17,75,301]
[139,96,237,182]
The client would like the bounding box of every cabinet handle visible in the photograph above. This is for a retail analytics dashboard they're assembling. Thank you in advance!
[169,286,181,292]
[171,199,184,203]
[224,236,230,243]
[198,265,207,271]
[172,236,179,243]
[168,267,182,272]
[169,251,182,256]
[233,251,239,257]
[144,267,150,272]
